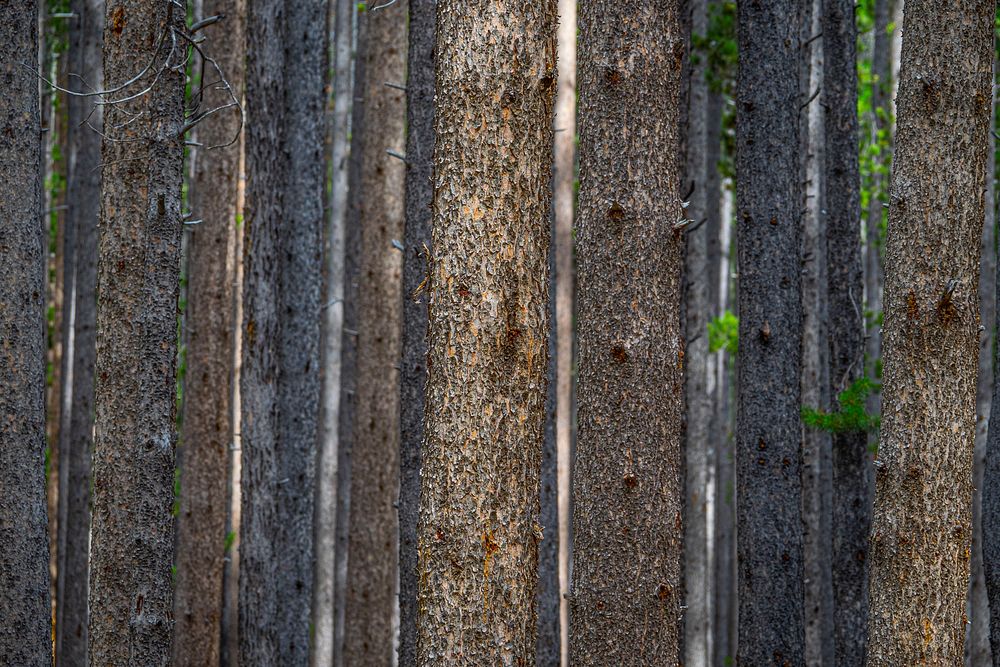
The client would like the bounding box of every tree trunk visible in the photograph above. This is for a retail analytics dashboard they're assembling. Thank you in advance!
[172,3,244,664]
[342,3,408,664]
[684,2,714,665]
[87,2,187,663]
[570,0,684,662]
[416,0,556,660]
[866,1,993,664]
[0,3,52,663]
[735,0,805,663]
[56,2,104,664]
[240,0,325,663]
[823,0,871,663]
[313,0,354,663]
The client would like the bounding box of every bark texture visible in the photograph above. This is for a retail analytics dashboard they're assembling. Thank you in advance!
[87,2,187,664]
[416,0,556,660]
[342,3,408,664]
[56,2,103,664]
[173,2,244,664]
[735,0,805,663]
[0,2,52,663]
[867,1,993,664]
[313,0,354,661]
[824,0,870,664]
[240,0,325,663]
[398,0,435,660]
[683,1,713,664]
[570,0,684,662]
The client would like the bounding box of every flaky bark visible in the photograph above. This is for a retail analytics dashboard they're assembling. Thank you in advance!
[56,3,103,665]
[735,0,805,663]
[823,0,870,663]
[342,3,408,664]
[570,0,684,663]
[173,3,244,664]
[240,0,325,663]
[0,2,52,663]
[866,1,993,664]
[87,2,187,664]
[416,0,556,661]
[398,0,435,660]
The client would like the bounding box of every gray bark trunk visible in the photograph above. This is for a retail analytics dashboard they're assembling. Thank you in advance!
[87,2,187,663]
[56,3,103,665]
[684,2,714,665]
[313,0,354,662]
[866,1,993,663]
[173,2,244,664]
[735,0,805,663]
[416,0,556,660]
[397,0,434,663]
[0,2,53,663]
[823,0,871,663]
[571,0,684,662]
[240,0,325,663]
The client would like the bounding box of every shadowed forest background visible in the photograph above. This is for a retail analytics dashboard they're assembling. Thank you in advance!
[1,0,1000,665]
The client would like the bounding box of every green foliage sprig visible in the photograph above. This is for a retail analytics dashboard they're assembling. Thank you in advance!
[801,376,881,434]
[708,309,739,355]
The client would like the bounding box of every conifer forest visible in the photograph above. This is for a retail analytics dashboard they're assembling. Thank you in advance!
[6,0,1000,665]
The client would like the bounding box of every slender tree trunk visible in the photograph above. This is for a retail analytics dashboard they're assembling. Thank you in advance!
[397,0,434,662]
[969,51,997,667]
[571,0,684,662]
[0,3,52,663]
[416,0,556,660]
[172,3,244,664]
[87,2,187,663]
[684,2,714,664]
[823,0,870,663]
[313,0,354,663]
[553,0,577,660]
[735,0,804,662]
[866,1,993,664]
[56,3,104,664]
[240,0,325,662]
[342,3,407,663]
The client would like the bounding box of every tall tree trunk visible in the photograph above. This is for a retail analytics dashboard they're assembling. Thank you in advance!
[0,2,52,663]
[398,0,434,662]
[342,3,408,664]
[57,2,104,663]
[416,0,556,660]
[735,0,804,663]
[173,3,244,664]
[313,0,355,662]
[684,2,714,665]
[571,0,684,662]
[823,0,870,663]
[240,0,325,663]
[87,1,187,663]
[866,1,993,664]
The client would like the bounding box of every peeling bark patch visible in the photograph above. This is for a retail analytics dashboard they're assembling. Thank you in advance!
[110,6,125,37]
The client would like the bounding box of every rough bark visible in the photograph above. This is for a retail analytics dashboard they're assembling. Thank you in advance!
[342,3,407,664]
[866,1,993,664]
[398,0,435,661]
[969,51,997,667]
[172,2,244,664]
[0,3,52,663]
[553,0,577,660]
[87,2,187,664]
[240,0,325,663]
[416,0,556,660]
[313,0,354,663]
[683,1,713,664]
[823,0,870,663]
[735,0,805,663]
[56,3,104,664]
[570,0,684,663]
